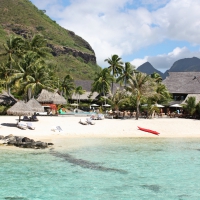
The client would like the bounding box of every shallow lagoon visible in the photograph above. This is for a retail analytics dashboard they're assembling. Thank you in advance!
[1,138,200,200]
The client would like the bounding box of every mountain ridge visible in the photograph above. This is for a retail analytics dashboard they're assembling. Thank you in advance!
[137,57,200,79]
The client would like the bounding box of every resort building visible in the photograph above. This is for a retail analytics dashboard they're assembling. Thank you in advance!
[162,72,200,105]
[71,80,122,103]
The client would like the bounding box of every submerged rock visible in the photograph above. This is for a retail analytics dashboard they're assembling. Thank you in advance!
[0,135,53,149]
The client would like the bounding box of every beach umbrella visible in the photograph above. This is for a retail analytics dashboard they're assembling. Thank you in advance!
[102,104,111,107]
[7,101,35,122]
[26,98,44,112]
[91,104,99,107]
[71,103,78,106]
[170,104,182,108]
[155,104,165,108]
[141,104,148,107]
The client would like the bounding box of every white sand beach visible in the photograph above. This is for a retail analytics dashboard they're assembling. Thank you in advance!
[0,115,200,142]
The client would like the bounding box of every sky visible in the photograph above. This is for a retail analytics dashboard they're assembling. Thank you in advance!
[30,0,200,73]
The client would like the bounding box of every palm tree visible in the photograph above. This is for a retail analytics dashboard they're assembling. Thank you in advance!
[117,62,134,87]
[74,86,86,107]
[60,74,75,102]
[110,88,127,111]
[104,54,123,94]
[0,35,25,63]
[0,35,25,94]
[151,72,162,83]
[126,72,155,120]
[0,62,15,91]
[183,96,196,116]
[196,101,200,117]
[25,34,52,58]
[12,52,53,100]
[92,68,113,103]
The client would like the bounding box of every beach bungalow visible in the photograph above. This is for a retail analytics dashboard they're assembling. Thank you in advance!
[37,89,67,113]
[162,72,200,107]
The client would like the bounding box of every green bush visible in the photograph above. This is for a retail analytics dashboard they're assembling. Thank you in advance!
[0,105,8,115]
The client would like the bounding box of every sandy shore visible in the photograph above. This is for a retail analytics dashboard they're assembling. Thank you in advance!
[0,115,199,142]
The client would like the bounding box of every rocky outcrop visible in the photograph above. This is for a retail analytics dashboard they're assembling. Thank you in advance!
[48,44,96,64]
[0,134,53,149]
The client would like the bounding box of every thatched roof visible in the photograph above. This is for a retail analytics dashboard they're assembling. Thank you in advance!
[52,93,67,104]
[0,91,17,106]
[71,91,99,100]
[163,72,200,94]
[182,94,200,104]
[26,98,44,112]
[37,89,53,103]
[37,89,67,104]
[75,80,93,91]
[73,80,122,100]
[7,101,35,116]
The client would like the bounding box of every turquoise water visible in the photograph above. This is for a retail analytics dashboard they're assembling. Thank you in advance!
[1,138,200,200]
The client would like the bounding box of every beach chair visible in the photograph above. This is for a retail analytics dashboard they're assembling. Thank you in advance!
[17,122,27,130]
[51,126,63,132]
[27,122,35,130]
[56,126,63,132]
[86,118,95,125]
[97,114,105,120]
[22,116,30,121]
[79,119,88,125]
[31,115,39,121]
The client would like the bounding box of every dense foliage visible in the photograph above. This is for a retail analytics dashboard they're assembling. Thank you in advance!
[0,0,101,80]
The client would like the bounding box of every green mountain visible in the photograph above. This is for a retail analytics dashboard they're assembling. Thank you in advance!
[0,0,101,80]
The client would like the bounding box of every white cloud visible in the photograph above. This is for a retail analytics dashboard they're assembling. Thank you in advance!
[131,47,200,72]
[30,0,200,68]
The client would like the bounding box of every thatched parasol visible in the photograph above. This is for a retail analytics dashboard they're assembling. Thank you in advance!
[26,98,44,112]
[7,101,35,122]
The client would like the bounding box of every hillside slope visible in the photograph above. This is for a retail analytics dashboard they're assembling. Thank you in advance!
[0,0,101,80]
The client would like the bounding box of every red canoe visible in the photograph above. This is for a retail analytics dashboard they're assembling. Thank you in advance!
[138,126,160,135]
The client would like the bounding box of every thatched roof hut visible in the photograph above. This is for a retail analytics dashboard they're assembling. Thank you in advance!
[52,93,67,104]
[7,101,35,121]
[163,72,200,94]
[37,89,67,105]
[26,98,44,112]
[0,91,17,106]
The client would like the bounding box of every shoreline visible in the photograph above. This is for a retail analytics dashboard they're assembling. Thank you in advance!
[0,116,200,143]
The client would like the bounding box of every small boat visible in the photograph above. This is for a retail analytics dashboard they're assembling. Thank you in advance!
[138,126,160,135]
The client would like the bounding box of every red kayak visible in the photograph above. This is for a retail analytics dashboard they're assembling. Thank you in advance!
[138,126,160,135]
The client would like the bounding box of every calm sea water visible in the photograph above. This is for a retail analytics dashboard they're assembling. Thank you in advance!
[0,138,200,200]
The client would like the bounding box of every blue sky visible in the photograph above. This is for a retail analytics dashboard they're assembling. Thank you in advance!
[30,0,200,72]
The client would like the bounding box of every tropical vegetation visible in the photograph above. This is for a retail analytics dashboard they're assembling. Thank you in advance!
[0,34,173,119]
[0,0,101,80]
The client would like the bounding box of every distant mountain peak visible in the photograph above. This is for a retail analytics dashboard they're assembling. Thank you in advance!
[137,62,164,79]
